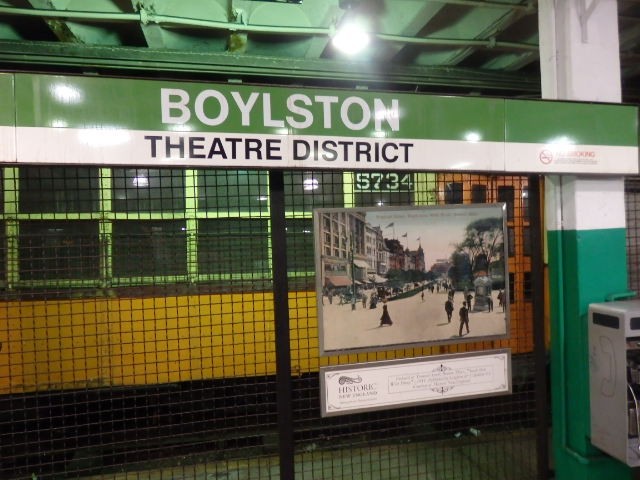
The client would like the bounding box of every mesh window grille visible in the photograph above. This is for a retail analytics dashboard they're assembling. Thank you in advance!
[0,167,543,479]
[626,178,640,294]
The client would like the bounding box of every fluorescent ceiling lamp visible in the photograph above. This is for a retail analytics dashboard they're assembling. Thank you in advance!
[332,21,370,55]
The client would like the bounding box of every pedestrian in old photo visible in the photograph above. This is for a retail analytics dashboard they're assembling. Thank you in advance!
[445,298,454,323]
[458,301,470,336]
[379,299,393,327]
[497,290,505,311]
[487,295,494,312]
[362,292,367,309]
[369,294,377,309]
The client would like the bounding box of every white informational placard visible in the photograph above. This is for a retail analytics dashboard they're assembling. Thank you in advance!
[320,349,511,417]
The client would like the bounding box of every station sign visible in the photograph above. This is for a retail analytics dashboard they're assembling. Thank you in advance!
[0,73,637,174]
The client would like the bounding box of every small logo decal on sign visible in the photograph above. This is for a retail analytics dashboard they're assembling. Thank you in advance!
[539,150,553,165]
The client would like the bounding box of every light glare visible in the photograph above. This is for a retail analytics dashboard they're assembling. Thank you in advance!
[464,131,481,143]
[77,128,131,147]
[303,178,319,191]
[332,21,370,55]
[50,84,83,104]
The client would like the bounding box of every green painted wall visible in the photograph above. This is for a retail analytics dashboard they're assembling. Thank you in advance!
[548,227,632,479]
[9,73,638,148]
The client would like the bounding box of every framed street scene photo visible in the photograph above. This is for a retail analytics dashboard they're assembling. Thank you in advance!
[315,204,510,355]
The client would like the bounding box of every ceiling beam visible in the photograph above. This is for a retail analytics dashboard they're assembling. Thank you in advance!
[25,0,81,43]
[438,4,536,66]
[0,5,538,52]
[382,1,448,62]
[620,19,640,51]
[0,40,541,94]
[481,50,538,71]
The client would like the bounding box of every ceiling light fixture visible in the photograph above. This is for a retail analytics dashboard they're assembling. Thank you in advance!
[332,20,370,55]
[332,0,373,55]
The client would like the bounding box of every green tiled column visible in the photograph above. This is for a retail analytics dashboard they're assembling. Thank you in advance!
[546,176,632,479]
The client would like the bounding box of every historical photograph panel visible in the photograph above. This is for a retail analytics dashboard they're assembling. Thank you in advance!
[315,204,509,354]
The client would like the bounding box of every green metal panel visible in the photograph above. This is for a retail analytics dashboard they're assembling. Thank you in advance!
[505,99,638,147]
[0,41,542,94]
[0,73,14,126]
[13,73,506,140]
[0,73,15,164]
[13,73,638,149]
[548,227,633,479]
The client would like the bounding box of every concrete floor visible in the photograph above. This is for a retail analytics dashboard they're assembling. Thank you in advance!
[78,428,538,480]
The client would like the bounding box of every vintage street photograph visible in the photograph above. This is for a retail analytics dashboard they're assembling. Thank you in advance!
[315,204,509,354]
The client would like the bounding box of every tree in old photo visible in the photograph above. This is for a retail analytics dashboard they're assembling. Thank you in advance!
[457,217,504,270]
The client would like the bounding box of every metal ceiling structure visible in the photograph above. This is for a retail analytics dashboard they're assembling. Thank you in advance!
[0,0,638,101]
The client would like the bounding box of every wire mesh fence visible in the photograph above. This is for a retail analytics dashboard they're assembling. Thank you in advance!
[626,178,640,296]
[0,167,543,479]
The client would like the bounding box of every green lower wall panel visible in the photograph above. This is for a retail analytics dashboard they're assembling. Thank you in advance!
[547,228,633,480]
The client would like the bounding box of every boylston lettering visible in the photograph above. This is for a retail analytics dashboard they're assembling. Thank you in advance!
[161,88,400,132]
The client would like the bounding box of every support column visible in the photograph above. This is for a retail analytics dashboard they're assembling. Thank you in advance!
[538,1,632,479]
